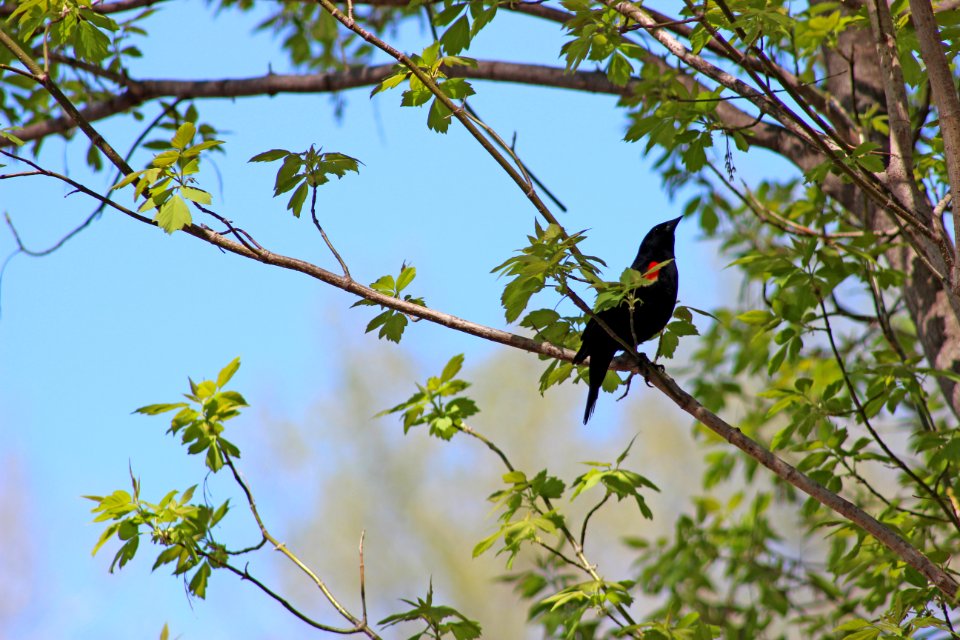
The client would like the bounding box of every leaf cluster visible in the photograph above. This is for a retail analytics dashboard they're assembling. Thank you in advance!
[570,438,659,519]
[249,145,361,218]
[111,122,223,233]
[378,354,478,439]
[351,264,425,343]
[134,357,246,472]
[371,42,477,133]
[472,469,566,568]
[492,221,603,324]
[379,581,482,640]
[85,476,228,599]
[10,0,119,64]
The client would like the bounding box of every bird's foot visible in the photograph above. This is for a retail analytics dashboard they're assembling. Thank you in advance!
[616,372,636,401]
[638,353,665,387]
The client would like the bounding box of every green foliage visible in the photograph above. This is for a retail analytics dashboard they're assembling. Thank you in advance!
[492,221,604,323]
[520,308,581,392]
[371,42,477,133]
[10,1,119,63]
[472,469,566,568]
[249,145,361,218]
[570,437,659,519]
[85,472,228,599]
[351,263,426,343]
[379,353,479,439]
[657,305,710,359]
[559,0,639,84]
[379,581,482,640]
[111,122,224,233]
[85,360,244,603]
[134,357,246,472]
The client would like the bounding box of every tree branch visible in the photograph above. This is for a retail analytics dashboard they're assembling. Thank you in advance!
[0,0,168,16]
[908,0,960,275]
[10,151,959,599]
[223,454,379,637]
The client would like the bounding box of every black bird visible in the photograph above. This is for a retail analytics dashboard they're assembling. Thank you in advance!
[572,216,682,424]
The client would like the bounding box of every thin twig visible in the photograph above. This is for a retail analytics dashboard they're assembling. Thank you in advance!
[863,267,937,433]
[310,186,351,280]
[359,530,368,625]
[817,297,960,531]
[455,421,639,633]
[217,558,371,635]
[0,62,34,78]
[195,203,264,255]
[834,448,945,522]
[456,423,515,472]
[0,150,150,223]
[940,601,960,639]
[225,537,269,555]
[223,454,377,636]
[580,493,611,548]
[535,540,583,571]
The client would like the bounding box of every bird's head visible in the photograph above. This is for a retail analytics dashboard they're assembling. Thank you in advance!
[636,215,682,261]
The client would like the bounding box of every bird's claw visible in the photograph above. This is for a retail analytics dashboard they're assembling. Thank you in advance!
[637,354,665,387]
[616,372,636,401]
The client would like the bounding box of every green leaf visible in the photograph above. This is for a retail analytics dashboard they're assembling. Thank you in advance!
[380,313,408,343]
[287,182,309,218]
[75,21,111,62]
[501,276,542,323]
[427,97,453,133]
[181,186,212,205]
[181,140,223,158]
[274,155,303,195]
[112,170,145,191]
[401,76,433,107]
[396,265,416,292]
[442,16,471,55]
[170,122,196,150]
[606,52,633,87]
[91,522,121,557]
[249,149,291,163]
[152,150,180,168]
[371,70,407,96]
[441,354,465,382]
[217,358,241,388]
[135,403,189,415]
[155,195,192,234]
[439,77,475,100]
[188,561,211,599]
[737,309,775,325]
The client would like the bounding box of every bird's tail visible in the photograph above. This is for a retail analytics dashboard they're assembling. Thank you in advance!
[583,345,615,424]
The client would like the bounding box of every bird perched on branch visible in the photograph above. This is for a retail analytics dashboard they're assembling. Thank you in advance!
[573,216,682,424]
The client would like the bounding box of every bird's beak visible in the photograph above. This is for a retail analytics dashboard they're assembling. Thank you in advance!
[666,215,683,231]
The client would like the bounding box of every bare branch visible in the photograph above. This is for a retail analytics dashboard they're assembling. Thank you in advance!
[217,559,373,636]
[223,454,379,637]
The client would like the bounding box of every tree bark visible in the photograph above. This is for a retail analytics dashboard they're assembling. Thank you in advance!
[819,10,960,418]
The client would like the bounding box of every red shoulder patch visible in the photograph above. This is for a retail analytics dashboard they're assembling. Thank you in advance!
[644,261,660,281]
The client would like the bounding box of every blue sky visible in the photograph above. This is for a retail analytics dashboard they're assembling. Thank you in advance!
[0,2,780,637]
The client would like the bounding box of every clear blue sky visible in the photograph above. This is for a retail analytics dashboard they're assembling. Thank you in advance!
[0,2,779,637]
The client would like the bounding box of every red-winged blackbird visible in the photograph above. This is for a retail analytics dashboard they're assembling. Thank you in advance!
[572,216,682,424]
